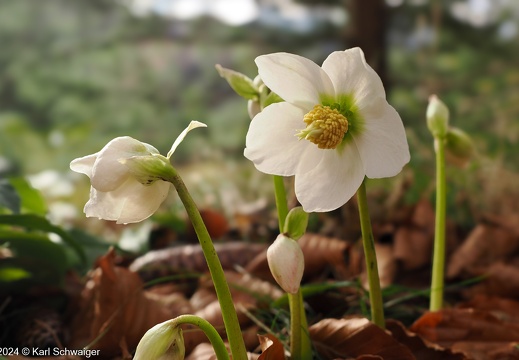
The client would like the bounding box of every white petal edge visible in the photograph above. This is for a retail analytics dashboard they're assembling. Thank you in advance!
[321,48,386,115]
[244,102,323,176]
[295,143,365,212]
[255,53,335,110]
[70,153,98,178]
[353,103,410,179]
[167,120,207,159]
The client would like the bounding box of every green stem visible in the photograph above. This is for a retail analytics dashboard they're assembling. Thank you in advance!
[273,175,289,230]
[272,175,312,359]
[172,315,230,360]
[357,178,385,329]
[430,137,447,311]
[168,168,248,360]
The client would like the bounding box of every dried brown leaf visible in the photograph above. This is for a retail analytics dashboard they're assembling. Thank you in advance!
[69,249,173,357]
[410,308,519,346]
[130,242,268,282]
[386,320,468,360]
[309,318,415,360]
[257,333,286,360]
[447,223,518,278]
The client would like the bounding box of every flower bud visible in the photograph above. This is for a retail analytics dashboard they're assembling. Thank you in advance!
[426,95,449,138]
[445,127,475,167]
[134,320,185,360]
[267,234,304,294]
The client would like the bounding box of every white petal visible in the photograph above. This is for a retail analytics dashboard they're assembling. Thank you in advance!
[321,48,386,113]
[295,144,365,212]
[117,180,171,224]
[91,137,154,192]
[354,103,410,178]
[167,120,207,159]
[244,103,323,176]
[256,53,334,110]
[70,153,98,178]
[84,178,170,224]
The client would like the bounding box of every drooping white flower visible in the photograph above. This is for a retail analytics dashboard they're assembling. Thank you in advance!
[70,121,206,224]
[244,48,410,212]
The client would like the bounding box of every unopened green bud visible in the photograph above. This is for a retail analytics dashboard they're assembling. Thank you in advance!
[426,95,449,138]
[134,319,185,360]
[283,206,308,240]
[120,154,175,185]
[215,64,259,101]
[445,127,474,167]
[267,234,304,294]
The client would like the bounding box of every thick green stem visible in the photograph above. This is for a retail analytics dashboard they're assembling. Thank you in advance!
[430,137,447,311]
[273,175,289,230]
[173,315,230,360]
[357,178,385,329]
[272,175,312,359]
[167,168,248,360]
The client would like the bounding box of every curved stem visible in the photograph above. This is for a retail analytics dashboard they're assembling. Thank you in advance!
[173,315,230,360]
[357,178,385,329]
[272,175,312,359]
[430,137,447,311]
[167,168,248,360]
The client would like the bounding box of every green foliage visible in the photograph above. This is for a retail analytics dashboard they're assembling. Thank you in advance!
[0,179,20,214]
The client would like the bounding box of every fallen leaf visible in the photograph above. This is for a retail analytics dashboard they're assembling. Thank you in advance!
[309,317,415,360]
[257,333,286,360]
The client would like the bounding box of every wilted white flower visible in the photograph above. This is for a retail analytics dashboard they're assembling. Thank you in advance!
[70,121,206,224]
[267,234,304,294]
[244,48,410,212]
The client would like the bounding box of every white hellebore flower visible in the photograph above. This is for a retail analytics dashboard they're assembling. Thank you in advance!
[267,234,305,294]
[70,121,206,224]
[244,48,410,212]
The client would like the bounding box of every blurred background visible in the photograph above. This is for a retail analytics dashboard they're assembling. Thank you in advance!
[0,0,518,231]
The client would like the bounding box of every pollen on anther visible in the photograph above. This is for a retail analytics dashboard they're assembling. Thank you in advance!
[298,105,348,149]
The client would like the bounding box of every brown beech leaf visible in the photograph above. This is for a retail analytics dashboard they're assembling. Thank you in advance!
[410,308,519,346]
[386,320,468,360]
[462,262,519,300]
[130,242,268,282]
[185,342,260,360]
[69,248,173,358]
[309,318,415,360]
[257,333,286,360]
[460,294,519,320]
[447,223,518,278]
[360,243,397,289]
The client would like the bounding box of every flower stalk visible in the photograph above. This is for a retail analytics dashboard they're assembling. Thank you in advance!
[272,175,312,359]
[357,178,385,329]
[166,167,248,360]
[430,136,447,311]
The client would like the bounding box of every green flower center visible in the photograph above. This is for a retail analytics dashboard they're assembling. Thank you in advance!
[297,105,349,149]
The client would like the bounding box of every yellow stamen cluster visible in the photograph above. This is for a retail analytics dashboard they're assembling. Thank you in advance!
[297,105,348,149]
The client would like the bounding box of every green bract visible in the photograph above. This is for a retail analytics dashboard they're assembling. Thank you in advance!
[283,206,309,240]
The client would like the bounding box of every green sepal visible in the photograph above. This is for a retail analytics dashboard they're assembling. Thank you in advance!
[445,126,474,167]
[261,91,284,109]
[120,154,175,185]
[215,64,259,101]
[283,207,309,240]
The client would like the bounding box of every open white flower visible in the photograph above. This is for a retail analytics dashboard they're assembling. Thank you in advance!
[70,121,206,224]
[244,48,410,212]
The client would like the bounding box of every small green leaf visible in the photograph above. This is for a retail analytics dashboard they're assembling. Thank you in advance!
[283,207,308,240]
[0,179,20,214]
[9,177,47,215]
[0,214,86,264]
[215,64,259,101]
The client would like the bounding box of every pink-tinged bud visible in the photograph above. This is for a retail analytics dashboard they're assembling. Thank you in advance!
[267,234,304,294]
